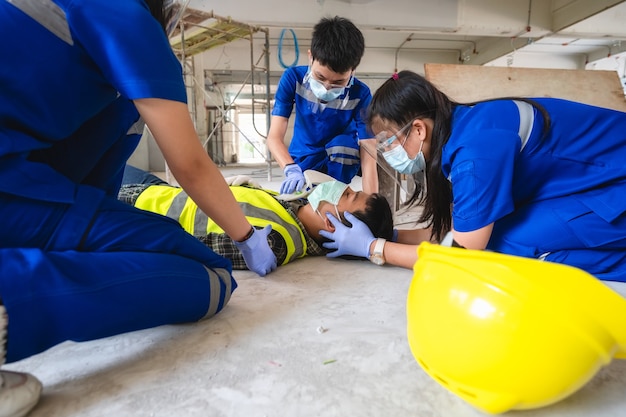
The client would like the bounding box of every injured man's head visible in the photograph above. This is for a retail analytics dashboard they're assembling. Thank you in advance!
[297,180,394,245]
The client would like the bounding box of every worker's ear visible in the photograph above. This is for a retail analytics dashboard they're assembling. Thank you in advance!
[323,213,336,232]
[317,211,337,232]
[412,119,428,141]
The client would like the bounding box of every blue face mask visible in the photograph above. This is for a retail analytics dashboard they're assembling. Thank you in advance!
[307,180,349,218]
[308,77,345,102]
[382,140,426,174]
[304,68,351,102]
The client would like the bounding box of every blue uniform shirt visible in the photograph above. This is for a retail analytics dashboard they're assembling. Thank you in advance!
[0,0,186,202]
[272,65,372,160]
[442,98,626,239]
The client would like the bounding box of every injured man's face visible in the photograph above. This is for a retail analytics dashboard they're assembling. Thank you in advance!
[316,186,369,220]
[297,183,388,243]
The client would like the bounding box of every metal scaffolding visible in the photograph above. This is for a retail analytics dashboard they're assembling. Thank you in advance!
[168,8,274,180]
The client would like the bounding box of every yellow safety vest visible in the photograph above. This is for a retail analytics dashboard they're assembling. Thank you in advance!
[134,185,307,265]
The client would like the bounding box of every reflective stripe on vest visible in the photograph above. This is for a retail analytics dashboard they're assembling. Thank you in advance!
[134,185,307,265]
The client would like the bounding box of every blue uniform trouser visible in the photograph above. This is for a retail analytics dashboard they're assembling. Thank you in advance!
[0,185,236,363]
[292,134,360,184]
[122,164,167,186]
[488,195,626,282]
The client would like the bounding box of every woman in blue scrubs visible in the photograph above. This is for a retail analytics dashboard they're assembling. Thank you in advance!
[320,70,626,282]
[0,1,276,414]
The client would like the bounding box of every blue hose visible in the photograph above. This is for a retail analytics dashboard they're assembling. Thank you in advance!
[277,28,299,68]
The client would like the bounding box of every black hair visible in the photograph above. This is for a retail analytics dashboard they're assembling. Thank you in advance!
[315,193,393,256]
[144,0,171,34]
[351,193,394,241]
[367,70,551,242]
[310,16,365,73]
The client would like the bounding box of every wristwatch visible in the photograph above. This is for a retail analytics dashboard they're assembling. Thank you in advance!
[369,238,386,266]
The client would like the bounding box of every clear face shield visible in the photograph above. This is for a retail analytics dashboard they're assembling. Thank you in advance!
[359,122,415,196]
[164,0,191,37]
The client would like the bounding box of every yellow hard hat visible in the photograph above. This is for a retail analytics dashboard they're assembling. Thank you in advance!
[407,242,626,414]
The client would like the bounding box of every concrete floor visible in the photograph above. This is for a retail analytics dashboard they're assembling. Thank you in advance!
[6,164,626,417]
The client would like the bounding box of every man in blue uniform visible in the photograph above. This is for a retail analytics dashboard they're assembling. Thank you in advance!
[266,16,378,196]
[0,1,276,415]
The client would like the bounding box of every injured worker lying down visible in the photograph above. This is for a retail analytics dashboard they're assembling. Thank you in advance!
[118,165,394,269]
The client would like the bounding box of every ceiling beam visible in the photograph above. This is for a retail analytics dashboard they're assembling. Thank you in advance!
[552,0,626,32]
[586,42,626,63]
[466,37,529,66]
[469,0,626,66]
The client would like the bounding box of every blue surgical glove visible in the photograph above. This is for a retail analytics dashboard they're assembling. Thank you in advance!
[280,164,306,194]
[319,211,376,259]
[234,225,278,277]
[392,228,399,242]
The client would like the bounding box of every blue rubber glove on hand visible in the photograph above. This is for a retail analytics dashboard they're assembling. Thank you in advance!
[280,164,306,194]
[319,211,376,259]
[234,225,278,277]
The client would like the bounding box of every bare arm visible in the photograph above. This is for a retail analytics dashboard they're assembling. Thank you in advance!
[359,143,379,194]
[369,227,432,269]
[381,224,493,269]
[133,98,252,241]
[266,115,293,169]
[380,241,421,269]
[453,223,493,250]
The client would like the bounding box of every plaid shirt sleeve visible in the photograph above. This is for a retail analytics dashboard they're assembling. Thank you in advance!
[198,229,288,270]
[117,184,150,205]
[196,200,325,270]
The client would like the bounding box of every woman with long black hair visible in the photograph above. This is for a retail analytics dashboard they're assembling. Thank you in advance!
[322,70,626,282]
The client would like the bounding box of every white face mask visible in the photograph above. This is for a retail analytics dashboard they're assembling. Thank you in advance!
[382,140,426,174]
[307,180,349,219]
